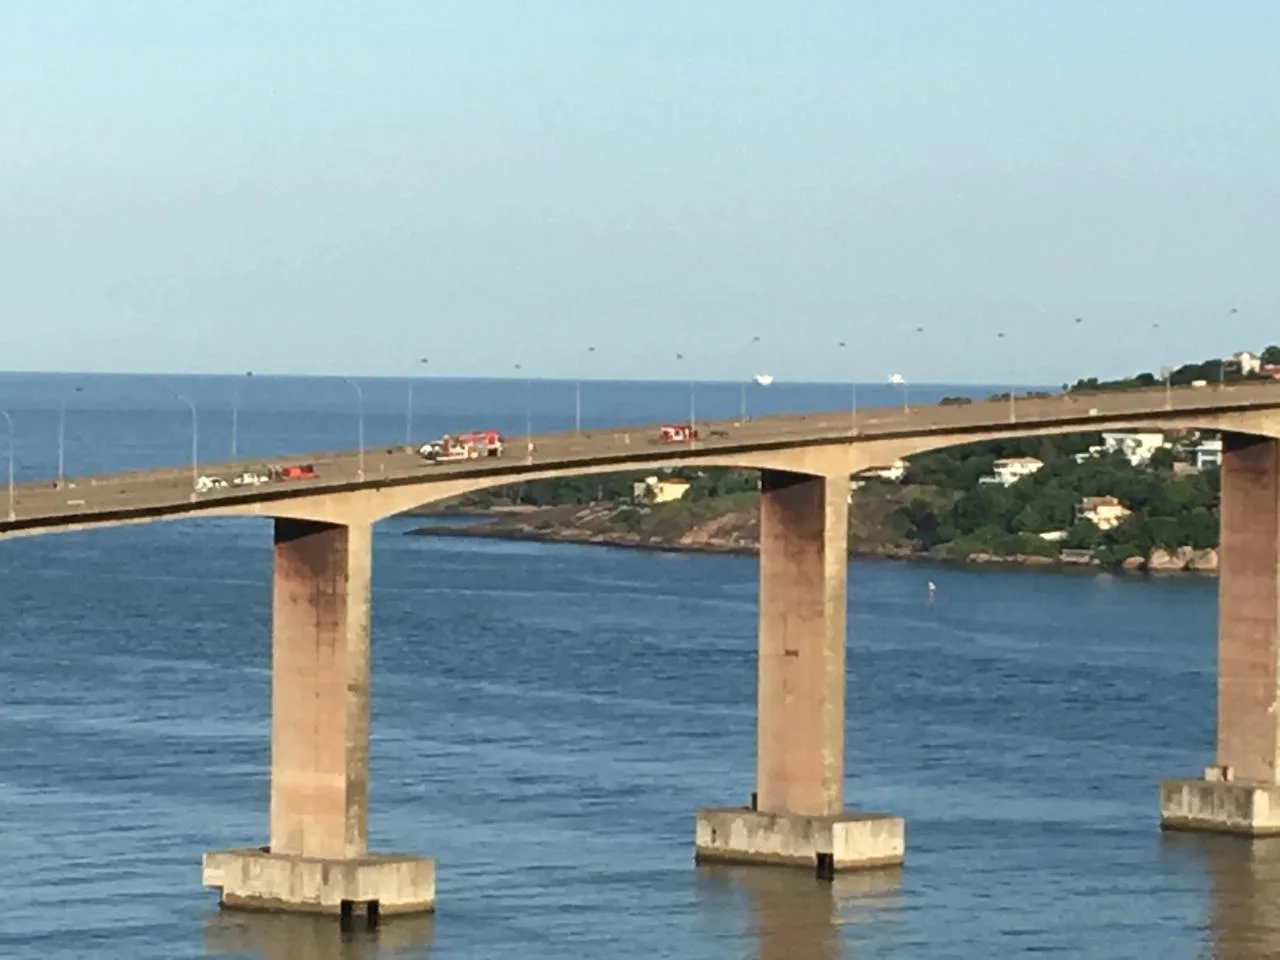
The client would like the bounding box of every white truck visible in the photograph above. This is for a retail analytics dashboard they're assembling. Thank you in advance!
[419,435,480,463]
[418,431,504,463]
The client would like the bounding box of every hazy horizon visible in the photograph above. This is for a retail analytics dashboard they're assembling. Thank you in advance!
[3,2,1275,383]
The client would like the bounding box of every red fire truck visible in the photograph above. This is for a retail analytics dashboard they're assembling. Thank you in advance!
[456,430,504,457]
[271,463,317,481]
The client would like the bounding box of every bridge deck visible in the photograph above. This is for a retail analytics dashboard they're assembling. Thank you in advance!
[3,380,1278,534]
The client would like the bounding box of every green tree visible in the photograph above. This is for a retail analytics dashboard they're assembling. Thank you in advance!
[1063,520,1102,550]
[1184,507,1218,549]
[898,498,944,548]
[1147,447,1175,474]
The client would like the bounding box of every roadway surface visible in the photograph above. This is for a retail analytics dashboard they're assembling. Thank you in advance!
[3,380,1280,533]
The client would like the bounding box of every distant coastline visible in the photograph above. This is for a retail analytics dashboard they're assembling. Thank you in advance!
[403,505,1219,578]
[401,382,1235,580]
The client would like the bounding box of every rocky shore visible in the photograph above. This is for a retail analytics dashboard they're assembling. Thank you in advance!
[406,502,1220,576]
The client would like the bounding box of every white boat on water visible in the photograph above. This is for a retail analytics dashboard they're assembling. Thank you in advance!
[888,372,905,386]
[754,374,774,386]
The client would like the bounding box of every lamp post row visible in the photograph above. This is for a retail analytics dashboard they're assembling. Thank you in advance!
[0,317,1242,521]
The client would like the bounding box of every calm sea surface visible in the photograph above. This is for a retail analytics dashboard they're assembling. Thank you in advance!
[0,373,1264,958]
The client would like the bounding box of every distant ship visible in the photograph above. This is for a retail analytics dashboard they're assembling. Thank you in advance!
[888,373,905,385]
[754,374,774,386]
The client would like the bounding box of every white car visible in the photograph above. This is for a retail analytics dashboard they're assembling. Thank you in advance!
[232,472,270,486]
[195,475,228,492]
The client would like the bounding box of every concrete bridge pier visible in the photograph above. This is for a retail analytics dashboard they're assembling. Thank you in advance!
[1162,434,1280,834]
[695,471,905,875]
[203,519,434,920]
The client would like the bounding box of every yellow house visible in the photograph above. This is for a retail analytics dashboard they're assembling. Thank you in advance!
[1076,496,1132,531]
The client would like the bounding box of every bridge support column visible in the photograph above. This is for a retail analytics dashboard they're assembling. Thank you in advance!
[1162,434,1280,835]
[695,471,904,875]
[203,519,434,920]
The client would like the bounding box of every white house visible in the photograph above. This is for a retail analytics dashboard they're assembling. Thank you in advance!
[979,457,1044,487]
[1194,437,1223,470]
[1101,431,1167,467]
[850,459,908,493]
[1072,432,1168,467]
[856,460,907,482]
[1227,351,1263,376]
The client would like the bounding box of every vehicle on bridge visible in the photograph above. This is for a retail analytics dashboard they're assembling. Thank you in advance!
[195,475,228,492]
[659,423,698,443]
[232,471,270,487]
[458,430,504,456]
[271,463,316,481]
[419,431,503,463]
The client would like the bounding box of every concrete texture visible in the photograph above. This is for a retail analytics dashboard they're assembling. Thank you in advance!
[1162,436,1280,835]
[202,848,435,917]
[696,472,907,877]
[1159,436,1280,835]
[1216,434,1280,784]
[269,519,371,860]
[1160,777,1280,835]
[205,519,432,917]
[756,471,847,817]
[695,808,905,871]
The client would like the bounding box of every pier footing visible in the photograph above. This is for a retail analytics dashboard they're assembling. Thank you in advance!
[1161,773,1280,836]
[694,807,904,874]
[202,848,435,918]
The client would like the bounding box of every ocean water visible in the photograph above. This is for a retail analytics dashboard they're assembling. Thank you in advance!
[0,374,1260,959]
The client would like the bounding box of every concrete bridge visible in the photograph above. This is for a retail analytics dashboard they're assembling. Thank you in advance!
[5,379,1280,921]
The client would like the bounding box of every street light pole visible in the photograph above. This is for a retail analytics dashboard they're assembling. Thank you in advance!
[406,357,428,447]
[676,353,695,445]
[1063,318,1083,400]
[57,395,68,487]
[1221,309,1241,390]
[175,394,198,490]
[741,335,760,422]
[56,385,83,487]
[905,326,923,413]
[575,346,595,437]
[1,409,14,521]
[1152,322,1172,410]
[838,341,858,435]
[997,332,1014,422]
[231,371,252,460]
[57,398,65,486]
[690,372,696,444]
[345,378,366,480]
[515,363,532,463]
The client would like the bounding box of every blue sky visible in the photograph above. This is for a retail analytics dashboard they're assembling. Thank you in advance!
[1,2,1276,383]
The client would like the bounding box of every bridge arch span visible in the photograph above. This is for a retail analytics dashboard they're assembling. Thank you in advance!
[263,441,869,526]
[848,410,1280,472]
[215,407,1280,527]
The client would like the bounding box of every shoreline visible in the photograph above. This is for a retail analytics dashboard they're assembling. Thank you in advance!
[403,518,1217,579]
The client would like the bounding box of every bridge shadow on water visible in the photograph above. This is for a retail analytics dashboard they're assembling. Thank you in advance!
[695,864,903,959]
[1162,832,1280,960]
[201,910,435,959]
